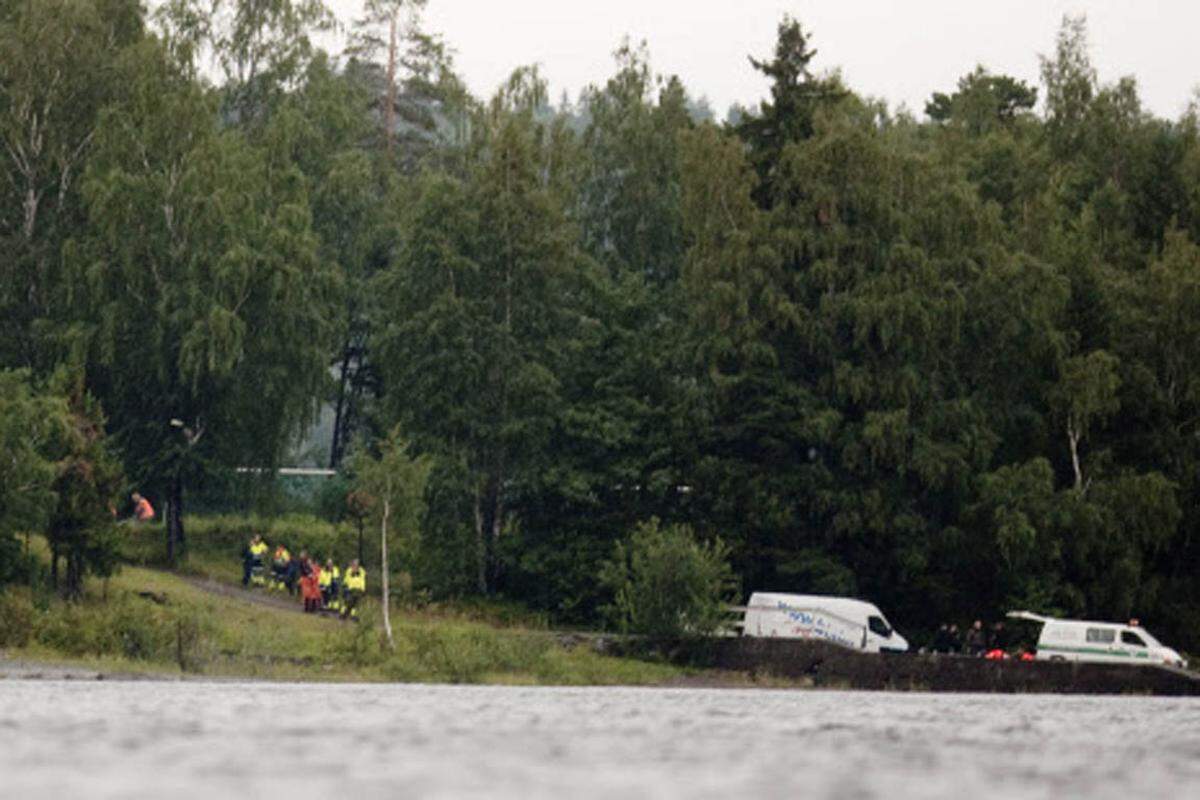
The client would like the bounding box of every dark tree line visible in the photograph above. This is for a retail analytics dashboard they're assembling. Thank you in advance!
[3,2,1200,649]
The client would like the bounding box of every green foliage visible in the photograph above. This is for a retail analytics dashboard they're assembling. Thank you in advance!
[6,2,1200,655]
[0,371,60,546]
[926,66,1038,134]
[144,514,352,565]
[374,75,597,594]
[600,519,737,639]
[0,535,24,587]
[43,373,125,598]
[0,0,144,369]
[0,585,208,663]
[0,369,123,596]
[68,29,338,561]
[735,15,846,203]
[348,428,432,572]
[0,589,37,647]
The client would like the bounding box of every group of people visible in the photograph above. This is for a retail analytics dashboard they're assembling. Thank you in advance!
[241,534,367,620]
[930,620,1032,660]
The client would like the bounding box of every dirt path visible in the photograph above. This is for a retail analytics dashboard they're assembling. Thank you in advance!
[177,574,339,620]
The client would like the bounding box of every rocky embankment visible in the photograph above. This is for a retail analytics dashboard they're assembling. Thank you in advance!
[653,637,1200,695]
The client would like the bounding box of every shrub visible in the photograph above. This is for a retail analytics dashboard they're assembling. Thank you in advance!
[395,626,552,683]
[0,535,37,588]
[183,514,355,563]
[325,605,385,667]
[0,589,36,647]
[32,596,176,660]
[600,518,738,639]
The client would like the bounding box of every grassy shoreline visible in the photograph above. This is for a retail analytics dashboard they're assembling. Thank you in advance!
[3,525,799,689]
[0,554,700,686]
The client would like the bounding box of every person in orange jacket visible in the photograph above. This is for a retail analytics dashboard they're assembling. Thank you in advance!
[300,559,323,613]
[131,492,155,522]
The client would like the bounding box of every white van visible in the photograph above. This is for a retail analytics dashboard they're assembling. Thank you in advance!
[1008,611,1187,668]
[741,592,909,653]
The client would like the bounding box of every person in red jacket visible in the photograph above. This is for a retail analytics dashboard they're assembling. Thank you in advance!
[300,559,323,612]
[131,492,155,522]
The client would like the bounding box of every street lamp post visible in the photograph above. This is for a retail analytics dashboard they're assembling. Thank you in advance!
[166,418,203,565]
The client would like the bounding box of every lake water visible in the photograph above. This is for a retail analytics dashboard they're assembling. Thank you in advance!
[1,680,1198,799]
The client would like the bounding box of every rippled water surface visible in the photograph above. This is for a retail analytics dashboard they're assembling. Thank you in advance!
[2,680,1198,799]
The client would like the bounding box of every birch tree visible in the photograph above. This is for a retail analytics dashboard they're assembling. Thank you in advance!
[0,0,143,367]
[74,39,336,563]
[349,428,430,648]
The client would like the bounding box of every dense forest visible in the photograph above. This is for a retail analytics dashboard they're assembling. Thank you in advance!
[3,0,1200,649]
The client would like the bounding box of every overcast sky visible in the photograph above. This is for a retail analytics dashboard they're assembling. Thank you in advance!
[323,0,1198,120]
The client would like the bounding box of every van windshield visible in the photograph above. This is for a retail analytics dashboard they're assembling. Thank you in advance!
[1135,629,1163,647]
[1121,631,1147,647]
[868,616,892,638]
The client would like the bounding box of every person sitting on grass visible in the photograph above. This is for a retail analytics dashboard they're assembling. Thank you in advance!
[271,544,291,591]
[131,492,155,522]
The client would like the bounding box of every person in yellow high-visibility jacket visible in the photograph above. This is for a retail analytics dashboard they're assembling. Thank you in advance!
[243,534,269,587]
[320,558,341,611]
[342,559,366,620]
[318,558,340,611]
[271,545,291,591]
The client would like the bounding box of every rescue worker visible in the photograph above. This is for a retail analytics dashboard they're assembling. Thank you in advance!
[287,549,310,597]
[947,623,962,654]
[964,620,987,657]
[131,492,155,522]
[271,544,291,591]
[242,534,269,588]
[300,558,322,613]
[342,559,366,620]
[932,623,952,654]
[988,621,1008,653]
[319,558,340,612]
[249,535,269,587]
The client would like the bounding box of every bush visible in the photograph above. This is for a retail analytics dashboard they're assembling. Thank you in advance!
[0,589,36,647]
[0,586,215,667]
[314,473,353,522]
[121,514,357,568]
[0,535,37,588]
[600,518,737,639]
[32,596,177,660]
[389,626,553,683]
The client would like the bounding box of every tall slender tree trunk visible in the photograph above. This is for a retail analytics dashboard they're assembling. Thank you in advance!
[166,473,185,565]
[329,341,353,469]
[473,485,487,594]
[1067,419,1085,494]
[489,473,504,591]
[66,548,82,600]
[381,496,394,649]
[357,517,365,564]
[385,14,397,158]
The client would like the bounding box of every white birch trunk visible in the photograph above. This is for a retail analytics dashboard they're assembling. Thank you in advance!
[381,496,394,649]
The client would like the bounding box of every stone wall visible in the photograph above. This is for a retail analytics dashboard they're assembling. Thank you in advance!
[639,637,1200,695]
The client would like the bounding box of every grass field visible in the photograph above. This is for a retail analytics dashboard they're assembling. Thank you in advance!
[1,528,686,686]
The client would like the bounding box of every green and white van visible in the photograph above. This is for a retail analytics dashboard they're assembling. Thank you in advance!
[1008,611,1187,668]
